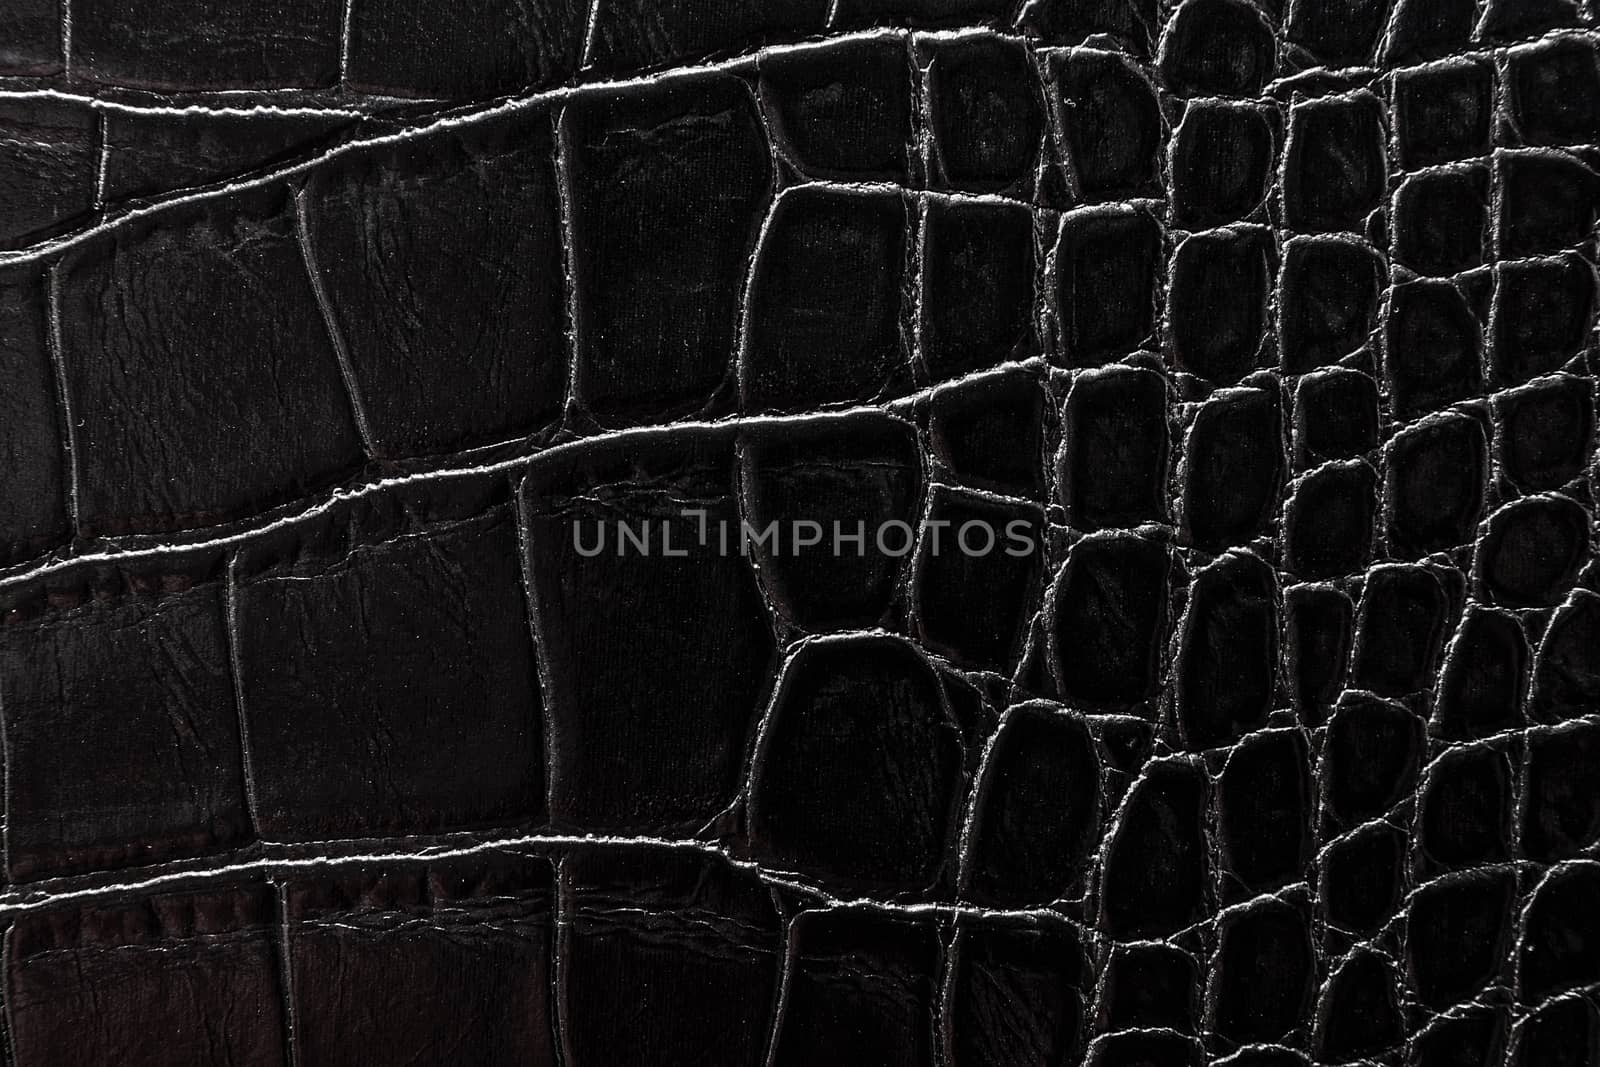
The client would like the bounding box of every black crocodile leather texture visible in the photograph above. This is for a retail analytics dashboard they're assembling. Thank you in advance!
[0,0,1598,1064]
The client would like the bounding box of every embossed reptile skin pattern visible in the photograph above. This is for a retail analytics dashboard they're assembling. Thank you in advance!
[1,0,1598,1064]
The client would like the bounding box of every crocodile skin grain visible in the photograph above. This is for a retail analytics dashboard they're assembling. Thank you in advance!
[1,0,1598,1064]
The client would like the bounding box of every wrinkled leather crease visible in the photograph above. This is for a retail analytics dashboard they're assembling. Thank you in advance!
[0,0,1597,1063]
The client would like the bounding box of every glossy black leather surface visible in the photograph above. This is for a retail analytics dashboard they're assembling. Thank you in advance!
[0,0,1598,1063]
